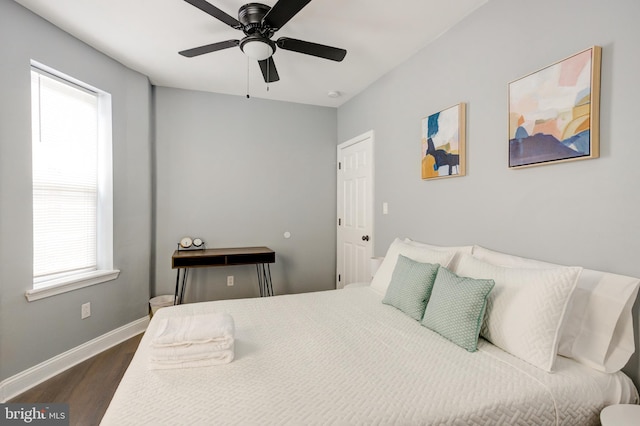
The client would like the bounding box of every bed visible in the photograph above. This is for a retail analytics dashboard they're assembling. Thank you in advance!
[101,240,639,425]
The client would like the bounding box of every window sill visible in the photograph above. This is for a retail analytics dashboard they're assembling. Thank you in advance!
[25,269,120,302]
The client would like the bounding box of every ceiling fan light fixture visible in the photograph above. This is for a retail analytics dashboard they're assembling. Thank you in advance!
[180,0,347,84]
[240,37,275,61]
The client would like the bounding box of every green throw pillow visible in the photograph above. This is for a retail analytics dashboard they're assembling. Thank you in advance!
[382,254,440,320]
[421,266,494,352]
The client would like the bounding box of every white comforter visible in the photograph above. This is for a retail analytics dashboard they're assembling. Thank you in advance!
[102,287,638,425]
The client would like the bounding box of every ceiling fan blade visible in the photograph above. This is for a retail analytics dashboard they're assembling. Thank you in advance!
[183,0,241,29]
[258,58,280,83]
[179,40,239,57]
[276,37,347,62]
[263,0,311,30]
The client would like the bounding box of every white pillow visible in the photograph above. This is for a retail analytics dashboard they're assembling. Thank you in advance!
[403,238,473,273]
[472,245,640,373]
[370,238,455,296]
[559,270,640,373]
[472,245,558,269]
[456,254,580,372]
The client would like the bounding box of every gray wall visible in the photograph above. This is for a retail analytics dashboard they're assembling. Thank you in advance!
[0,1,152,381]
[337,0,640,387]
[153,87,337,300]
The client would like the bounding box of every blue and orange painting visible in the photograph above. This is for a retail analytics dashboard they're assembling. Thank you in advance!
[509,48,598,167]
[421,104,464,179]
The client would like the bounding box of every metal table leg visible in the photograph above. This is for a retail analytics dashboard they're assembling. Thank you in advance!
[174,268,181,305]
[256,263,274,297]
[256,264,264,297]
[179,268,189,304]
[174,268,190,305]
[265,263,273,296]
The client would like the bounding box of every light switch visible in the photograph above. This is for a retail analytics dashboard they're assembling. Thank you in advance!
[382,202,389,215]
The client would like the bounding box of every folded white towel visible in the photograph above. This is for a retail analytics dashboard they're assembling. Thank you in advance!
[150,341,233,362]
[151,312,235,348]
[148,346,235,370]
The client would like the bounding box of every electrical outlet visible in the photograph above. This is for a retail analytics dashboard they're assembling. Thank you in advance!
[81,302,91,319]
[227,276,234,286]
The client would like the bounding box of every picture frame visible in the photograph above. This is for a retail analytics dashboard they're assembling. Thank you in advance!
[421,103,466,180]
[508,46,601,168]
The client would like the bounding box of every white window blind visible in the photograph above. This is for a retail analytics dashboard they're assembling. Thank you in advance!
[31,68,99,285]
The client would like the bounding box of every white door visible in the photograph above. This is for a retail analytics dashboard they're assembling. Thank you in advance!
[336,131,374,288]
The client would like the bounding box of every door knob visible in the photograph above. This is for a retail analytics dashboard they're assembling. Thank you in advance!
[362,235,370,241]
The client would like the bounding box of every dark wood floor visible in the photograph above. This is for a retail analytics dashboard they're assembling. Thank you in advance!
[9,333,143,426]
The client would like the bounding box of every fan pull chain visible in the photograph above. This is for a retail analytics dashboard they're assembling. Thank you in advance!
[246,56,250,99]
[266,58,270,92]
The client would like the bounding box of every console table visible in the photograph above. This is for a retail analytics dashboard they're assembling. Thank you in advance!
[171,246,275,304]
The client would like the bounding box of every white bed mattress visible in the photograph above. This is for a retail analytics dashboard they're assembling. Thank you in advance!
[102,287,638,425]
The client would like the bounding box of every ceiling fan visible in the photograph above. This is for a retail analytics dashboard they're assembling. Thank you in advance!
[179,0,347,83]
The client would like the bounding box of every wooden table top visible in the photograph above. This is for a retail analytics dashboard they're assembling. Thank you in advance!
[171,246,275,268]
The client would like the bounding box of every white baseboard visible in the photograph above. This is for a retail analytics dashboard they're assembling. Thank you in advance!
[0,316,149,402]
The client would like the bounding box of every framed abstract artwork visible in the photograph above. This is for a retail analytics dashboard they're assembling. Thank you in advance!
[421,103,466,180]
[509,46,602,168]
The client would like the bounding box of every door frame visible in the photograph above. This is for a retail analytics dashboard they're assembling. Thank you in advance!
[336,130,375,288]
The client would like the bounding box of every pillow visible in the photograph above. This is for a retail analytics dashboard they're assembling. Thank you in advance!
[421,266,494,352]
[404,238,473,273]
[370,238,455,296]
[559,270,640,373]
[370,256,385,280]
[472,245,559,269]
[382,255,440,320]
[455,253,580,372]
[472,245,640,373]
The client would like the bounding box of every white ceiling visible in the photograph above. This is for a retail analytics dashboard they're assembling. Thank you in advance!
[14,0,487,107]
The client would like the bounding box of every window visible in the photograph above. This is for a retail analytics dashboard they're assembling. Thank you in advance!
[26,63,118,301]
